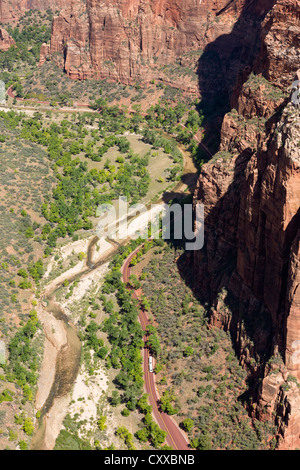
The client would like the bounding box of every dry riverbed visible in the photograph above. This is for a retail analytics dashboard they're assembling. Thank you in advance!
[32,235,114,449]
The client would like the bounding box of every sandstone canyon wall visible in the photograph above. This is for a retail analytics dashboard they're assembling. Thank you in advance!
[0,26,15,50]
[1,0,299,450]
[193,0,300,449]
[39,0,276,90]
[37,0,300,450]
[0,0,64,24]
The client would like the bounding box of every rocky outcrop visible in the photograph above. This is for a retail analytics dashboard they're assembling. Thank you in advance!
[3,0,298,450]
[0,0,64,24]
[0,0,27,23]
[256,0,300,87]
[0,27,15,50]
[40,0,257,86]
[193,0,300,449]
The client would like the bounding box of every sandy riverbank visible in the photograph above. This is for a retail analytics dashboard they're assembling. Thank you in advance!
[33,235,114,449]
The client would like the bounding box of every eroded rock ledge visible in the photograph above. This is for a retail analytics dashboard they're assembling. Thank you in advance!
[192,0,300,449]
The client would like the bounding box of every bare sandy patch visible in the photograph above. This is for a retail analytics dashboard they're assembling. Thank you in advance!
[63,262,110,308]
[92,237,115,264]
[35,305,67,410]
[60,238,90,260]
[34,252,111,448]
[44,260,85,294]
[69,362,109,439]
[43,395,71,450]
[43,237,91,280]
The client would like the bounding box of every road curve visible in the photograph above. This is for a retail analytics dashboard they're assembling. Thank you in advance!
[122,247,190,451]
[7,83,203,450]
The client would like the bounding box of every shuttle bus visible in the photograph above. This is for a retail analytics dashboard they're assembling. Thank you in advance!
[149,356,153,373]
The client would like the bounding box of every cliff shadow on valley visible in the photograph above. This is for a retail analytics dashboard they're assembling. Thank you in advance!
[195,0,277,153]
[173,99,297,389]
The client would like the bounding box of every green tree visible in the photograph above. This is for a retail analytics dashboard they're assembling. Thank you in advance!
[183,346,194,357]
[97,415,107,431]
[135,427,149,443]
[17,268,28,279]
[182,418,194,432]
[160,389,178,415]
[22,417,34,436]
[19,440,28,450]
[110,390,121,407]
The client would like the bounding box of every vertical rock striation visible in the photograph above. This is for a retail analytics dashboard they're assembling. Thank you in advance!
[40,0,255,87]
[193,0,300,449]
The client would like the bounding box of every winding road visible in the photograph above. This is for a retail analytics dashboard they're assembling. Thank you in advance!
[5,84,212,450]
[122,247,190,451]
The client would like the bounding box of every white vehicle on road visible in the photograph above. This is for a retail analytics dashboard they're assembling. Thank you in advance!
[149,356,154,373]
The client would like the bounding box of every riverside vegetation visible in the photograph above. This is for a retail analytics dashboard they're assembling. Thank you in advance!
[0,12,264,450]
[0,55,205,448]
[52,234,278,450]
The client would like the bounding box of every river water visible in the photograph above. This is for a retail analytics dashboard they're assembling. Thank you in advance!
[30,144,198,450]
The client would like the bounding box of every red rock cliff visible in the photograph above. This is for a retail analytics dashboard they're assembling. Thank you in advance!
[0,27,15,50]
[40,0,256,86]
[193,0,300,449]
[0,0,64,24]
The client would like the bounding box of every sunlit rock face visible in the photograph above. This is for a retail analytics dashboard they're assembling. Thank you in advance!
[0,26,15,51]
[192,0,300,450]
[0,0,65,23]
[39,0,255,86]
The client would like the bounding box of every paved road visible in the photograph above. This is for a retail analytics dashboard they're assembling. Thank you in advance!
[122,247,190,451]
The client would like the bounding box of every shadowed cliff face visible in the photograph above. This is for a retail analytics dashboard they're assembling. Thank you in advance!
[191,0,300,449]
[193,0,299,372]
[2,0,299,449]
[196,0,278,149]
